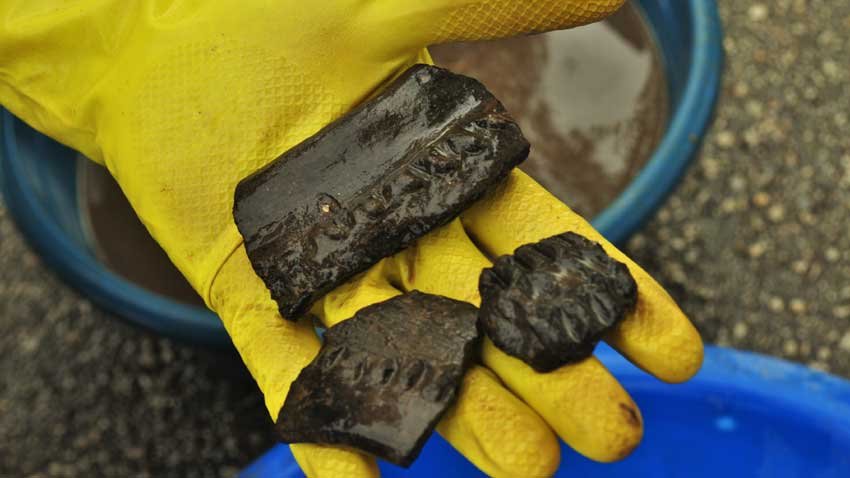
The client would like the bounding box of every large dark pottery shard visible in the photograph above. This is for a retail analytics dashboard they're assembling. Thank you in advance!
[276,291,481,467]
[234,64,529,320]
[479,232,638,372]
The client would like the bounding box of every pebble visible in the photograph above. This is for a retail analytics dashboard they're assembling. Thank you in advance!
[783,340,799,355]
[792,260,809,274]
[799,211,817,225]
[745,100,764,118]
[716,131,736,148]
[822,60,840,79]
[809,362,829,372]
[753,192,770,207]
[730,175,747,192]
[748,4,769,21]
[702,157,721,179]
[789,299,808,314]
[748,242,768,258]
[825,248,841,262]
[733,322,749,339]
[841,333,850,352]
[833,306,850,319]
[733,82,750,97]
[720,198,738,213]
[768,297,786,312]
[766,205,785,222]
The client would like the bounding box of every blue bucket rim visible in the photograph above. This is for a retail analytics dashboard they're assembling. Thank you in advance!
[0,0,724,346]
[591,0,724,242]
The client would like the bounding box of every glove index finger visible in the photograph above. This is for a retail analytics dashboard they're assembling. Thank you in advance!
[381,0,625,48]
[292,443,381,478]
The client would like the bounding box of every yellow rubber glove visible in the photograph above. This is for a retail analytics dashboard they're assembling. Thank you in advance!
[0,1,704,476]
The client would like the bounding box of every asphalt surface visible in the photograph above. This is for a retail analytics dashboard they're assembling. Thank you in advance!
[2,1,850,476]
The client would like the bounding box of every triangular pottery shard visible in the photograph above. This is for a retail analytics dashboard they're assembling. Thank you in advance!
[233,64,529,320]
[276,292,482,467]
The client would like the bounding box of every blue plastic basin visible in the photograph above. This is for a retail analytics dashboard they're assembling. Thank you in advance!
[241,345,850,478]
[0,0,723,346]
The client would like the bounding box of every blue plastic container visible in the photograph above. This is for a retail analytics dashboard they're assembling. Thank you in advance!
[0,0,723,346]
[240,345,850,478]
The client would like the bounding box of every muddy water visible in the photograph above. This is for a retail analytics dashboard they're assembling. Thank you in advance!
[431,2,668,216]
[78,2,667,306]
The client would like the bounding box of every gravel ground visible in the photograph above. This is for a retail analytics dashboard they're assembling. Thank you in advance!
[628,0,850,374]
[0,205,277,477]
[2,1,850,476]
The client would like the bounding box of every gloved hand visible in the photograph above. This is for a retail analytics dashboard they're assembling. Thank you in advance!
[0,1,703,476]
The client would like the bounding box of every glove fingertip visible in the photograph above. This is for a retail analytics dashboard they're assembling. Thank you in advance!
[291,443,380,478]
